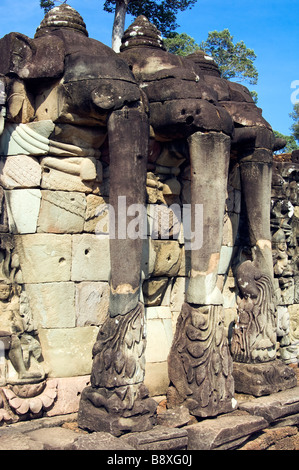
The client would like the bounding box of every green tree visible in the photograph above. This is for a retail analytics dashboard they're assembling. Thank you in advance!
[200,29,258,86]
[290,102,299,142]
[164,32,200,56]
[164,29,258,101]
[104,0,198,51]
[40,1,198,52]
[274,131,299,153]
[40,0,66,13]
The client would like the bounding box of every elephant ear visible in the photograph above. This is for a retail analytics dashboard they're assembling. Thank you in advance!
[0,33,34,77]
[0,32,65,80]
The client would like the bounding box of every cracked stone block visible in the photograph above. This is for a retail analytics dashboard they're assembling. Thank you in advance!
[71,234,110,281]
[5,189,41,234]
[37,190,86,233]
[15,234,72,283]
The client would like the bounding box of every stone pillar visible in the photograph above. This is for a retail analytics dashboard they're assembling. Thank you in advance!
[239,149,274,277]
[231,147,297,396]
[185,131,230,305]
[167,131,236,418]
[78,107,157,436]
[107,108,148,316]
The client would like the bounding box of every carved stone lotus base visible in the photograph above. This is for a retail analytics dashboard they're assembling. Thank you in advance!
[233,360,297,397]
[78,383,157,437]
[78,302,157,436]
[0,380,58,423]
[167,303,235,418]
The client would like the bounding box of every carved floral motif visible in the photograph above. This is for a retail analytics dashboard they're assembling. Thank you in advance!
[0,380,57,422]
[168,303,235,418]
[78,302,157,435]
[230,260,277,363]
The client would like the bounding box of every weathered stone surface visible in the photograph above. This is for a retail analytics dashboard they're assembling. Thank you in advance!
[239,426,299,450]
[0,5,291,433]
[230,260,277,364]
[78,384,157,437]
[0,413,76,434]
[50,124,107,153]
[38,327,98,378]
[239,159,273,275]
[238,386,299,423]
[160,279,173,306]
[186,132,231,305]
[217,246,234,275]
[270,411,299,428]
[78,302,157,436]
[168,303,235,418]
[90,302,147,389]
[0,155,41,188]
[107,106,148,316]
[120,425,188,451]
[141,238,156,279]
[4,78,35,123]
[41,163,96,193]
[186,411,268,450]
[222,212,239,246]
[170,277,189,312]
[144,362,170,396]
[67,431,135,450]
[177,246,191,277]
[156,405,191,428]
[223,308,237,340]
[45,376,90,417]
[0,431,44,450]
[156,141,187,167]
[71,234,110,281]
[222,276,238,308]
[143,277,169,306]
[152,240,182,277]
[146,175,165,204]
[75,281,109,326]
[289,304,299,345]
[279,278,295,305]
[0,121,54,156]
[25,282,75,328]
[294,277,299,303]
[15,234,72,283]
[233,360,297,396]
[37,190,86,233]
[5,189,41,233]
[26,426,79,450]
[84,194,109,233]
[145,306,173,363]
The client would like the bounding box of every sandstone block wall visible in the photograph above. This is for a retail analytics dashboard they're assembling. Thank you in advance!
[0,141,298,423]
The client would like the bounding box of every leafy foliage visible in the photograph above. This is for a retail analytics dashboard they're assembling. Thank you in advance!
[164,29,258,99]
[290,103,299,142]
[274,130,299,153]
[164,32,200,56]
[40,0,55,13]
[200,29,258,85]
[103,0,197,36]
[40,0,67,14]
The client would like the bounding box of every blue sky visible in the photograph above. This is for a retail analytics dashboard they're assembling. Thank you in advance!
[0,0,298,137]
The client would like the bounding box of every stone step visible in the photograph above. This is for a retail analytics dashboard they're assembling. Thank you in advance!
[186,411,268,450]
[238,386,299,423]
[1,386,299,450]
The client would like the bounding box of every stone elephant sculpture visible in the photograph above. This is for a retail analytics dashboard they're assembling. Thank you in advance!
[119,16,294,415]
[0,6,293,433]
[0,5,156,433]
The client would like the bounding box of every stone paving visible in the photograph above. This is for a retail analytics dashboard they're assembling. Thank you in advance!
[1,387,299,450]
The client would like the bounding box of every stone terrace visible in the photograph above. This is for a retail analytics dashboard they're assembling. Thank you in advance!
[1,385,299,450]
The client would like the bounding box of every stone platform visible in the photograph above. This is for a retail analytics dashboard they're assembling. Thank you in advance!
[1,386,299,451]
